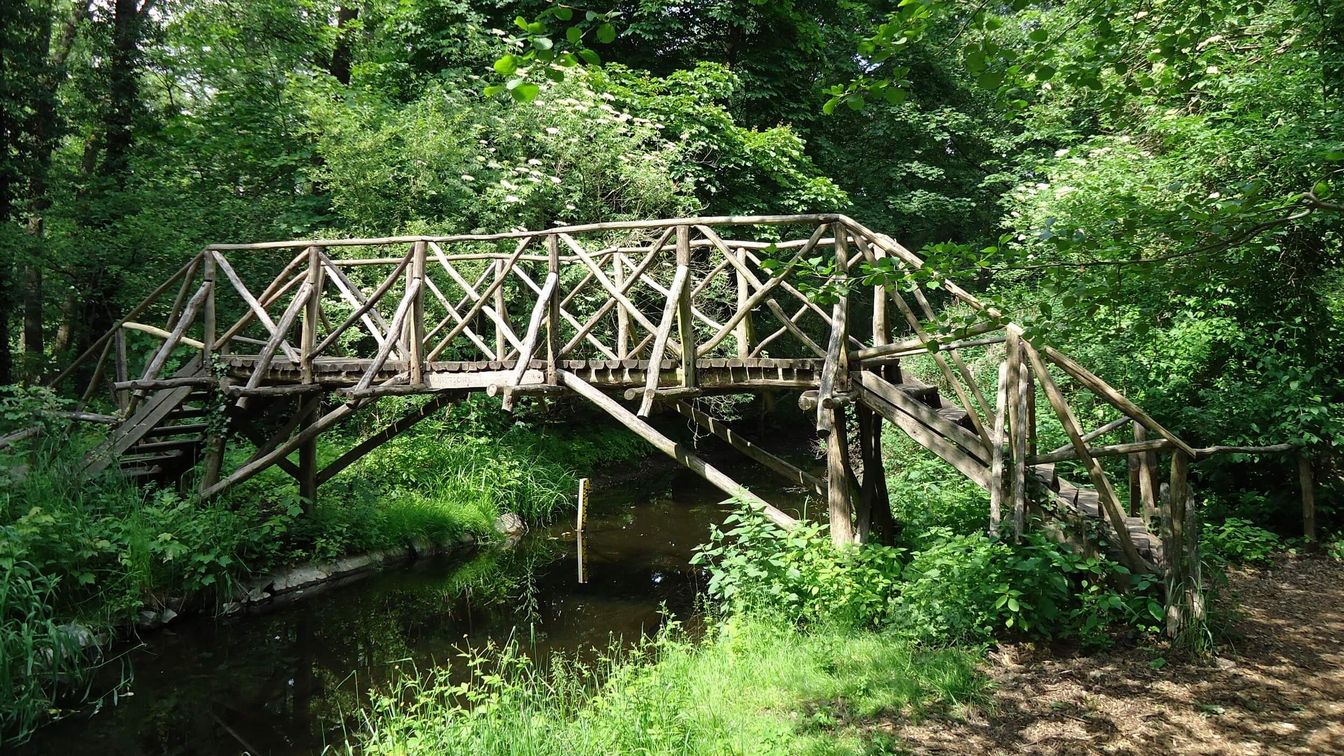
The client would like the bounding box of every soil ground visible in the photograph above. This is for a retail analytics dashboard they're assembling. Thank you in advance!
[891,555,1344,754]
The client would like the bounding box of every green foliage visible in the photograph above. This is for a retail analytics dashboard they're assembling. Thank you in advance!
[1201,518,1285,566]
[0,560,93,747]
[354,616,986,755]
[695,499,1162,648]
[693,503,904,628]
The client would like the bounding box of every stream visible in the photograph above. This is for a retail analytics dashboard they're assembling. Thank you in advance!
[21,447,814,755]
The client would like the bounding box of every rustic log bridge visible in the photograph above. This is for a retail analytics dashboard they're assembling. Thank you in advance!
[53,213,1302,634]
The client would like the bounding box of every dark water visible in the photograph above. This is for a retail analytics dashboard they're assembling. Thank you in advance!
[21,451,814,755]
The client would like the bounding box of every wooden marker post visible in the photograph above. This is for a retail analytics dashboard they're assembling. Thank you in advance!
[577,477,590,533]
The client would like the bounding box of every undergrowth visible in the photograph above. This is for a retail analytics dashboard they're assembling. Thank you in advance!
[353,616,986,756]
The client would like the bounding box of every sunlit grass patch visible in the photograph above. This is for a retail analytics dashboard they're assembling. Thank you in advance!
[353,616,987,755]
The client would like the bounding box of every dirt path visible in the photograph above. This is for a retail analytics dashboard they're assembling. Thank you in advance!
[893,556,1344,754]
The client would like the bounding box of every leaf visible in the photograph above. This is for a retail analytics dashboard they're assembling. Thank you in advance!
[511,83,541,102]
[493,55,518,75]
[597,23,617,43]
[567,26,583,45]
[578,48,601,65]
[1028,28,1049,42]
[553,7,573,21]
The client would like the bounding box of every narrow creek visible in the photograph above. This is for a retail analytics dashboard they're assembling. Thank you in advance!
[22,445,815,755]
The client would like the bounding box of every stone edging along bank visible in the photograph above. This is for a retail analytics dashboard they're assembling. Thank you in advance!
[133,532,480,631]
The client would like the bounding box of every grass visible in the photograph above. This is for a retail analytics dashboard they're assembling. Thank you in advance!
[353,616,988,755]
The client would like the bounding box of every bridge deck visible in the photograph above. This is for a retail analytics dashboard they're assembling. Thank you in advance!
[222,355,823,392]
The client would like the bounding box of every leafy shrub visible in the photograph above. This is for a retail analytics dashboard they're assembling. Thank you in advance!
[696,502,1163,647]
[692,501,904,628]
[1327,536,1344,562]
[1201,517,1284,566]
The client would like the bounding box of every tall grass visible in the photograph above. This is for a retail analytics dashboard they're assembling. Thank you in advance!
[352,616,987,755]
[0,561,94,744]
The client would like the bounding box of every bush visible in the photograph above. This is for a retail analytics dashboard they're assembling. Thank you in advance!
[1201,517,1284,566]
[695,502,1164,647]
[692,501,904,628]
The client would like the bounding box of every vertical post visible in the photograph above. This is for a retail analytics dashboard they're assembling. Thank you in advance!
[1300,452,1316,545]
[675,225,697,389]
[613,253,629,359]
[989,362,1009,533]
[832,222,850,393]
[856,404,894,545]
[828,404,856,546]
[199,252,225,492]
[872,271,899,383]
[546,234,560,385]
[494,257,507,361]
[1163,451,1204,641]
[735,246,754,358]
[202,252,217,366]
[576,477,590,533]
[409,241,426,386]
[1007,330,1028,540]
[298,245,323,510]
[113,328,129,412]
[1135,423,1159,527]
[1026,370,1037,457]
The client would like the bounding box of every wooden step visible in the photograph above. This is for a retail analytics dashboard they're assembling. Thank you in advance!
[892,383,940,405]
[1049,476,1162,564]
[119,450,185,466]
[130,438,204,454]
[935,406,975,430]
[166,407,209,420]
[142,422,208,438]
[1029,463,1059,491]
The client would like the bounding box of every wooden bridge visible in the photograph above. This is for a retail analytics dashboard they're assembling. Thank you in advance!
[53,213,1299,629]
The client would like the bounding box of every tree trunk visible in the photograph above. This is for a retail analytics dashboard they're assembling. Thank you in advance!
[329,5,360,85]
[22,1,92,378]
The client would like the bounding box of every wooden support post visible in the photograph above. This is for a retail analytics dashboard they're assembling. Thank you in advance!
[577,477,590,533]
[614,253,629,359]
[114,328,129,412]
[1163,451,1205,641]
[297,400,320,512]
[410,241,426,386]
[735,246,754,358]
[1007,330,1029,540]
[989,362,1010,534]
[675,226,697,389]
[546,235,561,385]
[827,404,856,546]
[560,371,798,530]
[199,253,225,493]
[494,257,508,360]
[1136,424,1159,528]
[1300,453,1316,545]
[301,246,322,385]
[856,404,895,545]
